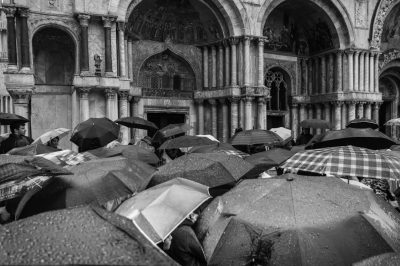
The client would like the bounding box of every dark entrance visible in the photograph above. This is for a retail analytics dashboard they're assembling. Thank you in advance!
[379,101,390,134]
[267,115,285,129]
[146,112,186,137]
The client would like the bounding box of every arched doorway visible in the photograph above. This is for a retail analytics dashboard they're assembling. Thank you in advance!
[265,68,291,129]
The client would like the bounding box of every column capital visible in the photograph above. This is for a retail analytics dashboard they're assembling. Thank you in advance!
[291,103,299,108]
[257,37,267,45]
[228,97,241,104]
[105,88,118,99]
[78,87,91,99]
[102,16,115,28]
[229,37,240,46]
[77,13,90,27]
[348,100,358,105]
[374,102,382,108]
[357,101,366,106]
[131,96,141,104]
[117,21,125,31]
[8,89,32,104]
[18,7,29,17]
[208,99,217,106]
[257,97,267,104]
[344,49,354,55]
[243,36,251,42]
[118,90,130,100]
[331,101,343,106]
[300,103,308,108]
[222,39,230,48]
[2,6,17,17]
[245,96,254,102]
[218,98,227,105]
[335,50,344,55]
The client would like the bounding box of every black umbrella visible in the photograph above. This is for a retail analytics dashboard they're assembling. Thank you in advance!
[152,123,192,143]
[115,116,158,130]
[70,117,120,151]
[306,128,397,150]
[0,113,29,125]
[346,118,379,129]
[159,135,217,150]
[230,129,282,146]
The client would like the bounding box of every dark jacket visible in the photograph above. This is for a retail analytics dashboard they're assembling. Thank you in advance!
[167,220,207,266]
[296,133,313,145]
[0,134,33,154]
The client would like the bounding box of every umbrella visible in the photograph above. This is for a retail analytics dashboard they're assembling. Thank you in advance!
[188,142,249,158]
[7,143,59,155]
[305,128,397,150]
[353,253,400,266]
[152,123,192,142]
[149,153,254,188]
[230,129,282,146]
[280,145,400,180]
[115,178,211,244]
[32,128,70,145]
[0,205,177,265]
[385,118,400,126]
[269,127,292,145]
[245,148,294,178]
[159,135,218,150]
[70,117,120,151]
[0,113,29,125]
[196,176,400,265]
[300,119,331,129]
[115,116,158,130]
[347,118,379,129]
[18,156,156,218]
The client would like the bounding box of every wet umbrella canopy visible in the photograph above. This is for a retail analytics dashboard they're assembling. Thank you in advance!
[159,135,218,150]
[149,153,254,188]
[0,206,177,265]
[196,176,400,265]
[0,113,29,125]
[230,129,282,146]
[115,116,158,130]
[346,118,379,129]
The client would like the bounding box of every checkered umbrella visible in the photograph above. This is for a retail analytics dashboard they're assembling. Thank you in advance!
[280,145,400,180]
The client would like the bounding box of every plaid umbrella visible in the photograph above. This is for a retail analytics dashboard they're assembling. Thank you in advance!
[280,145,400,180]
[115,116,158,130]
[346,118,379,129]
[230,129,282,146]
[0,113,29,125]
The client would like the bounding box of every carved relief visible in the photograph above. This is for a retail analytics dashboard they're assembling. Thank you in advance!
[355,0,368,29]
[370,0,396,49]
[379,49,400,70]
[381,3,400,48]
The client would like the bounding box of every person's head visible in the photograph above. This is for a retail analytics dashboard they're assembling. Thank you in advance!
[10,123,26,136]
[162,235,173,251]
[47,136,59,148]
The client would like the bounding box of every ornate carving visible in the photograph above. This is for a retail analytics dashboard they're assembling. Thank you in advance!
[194,98,204,104]
[264,60,296,89]
[102,16,115,28]
[229,37,240,46]
[117,22,125,32]
[18,7,29,17]
[208,99,217,105]
[2,6,16,17]
[379,49,400,70]
[228,97,241,104]
[118,90,130,100]
[370,0,396,49]
[77,14,90,27]
[8,89,32,104]
[142,88,193,99]
[78,88,91,99]
[94,54,102,76]
[245,96,254,103]
[105,88,118,99]
[355,0,368,29]
[257,97,267,104]
[131,97,141,104]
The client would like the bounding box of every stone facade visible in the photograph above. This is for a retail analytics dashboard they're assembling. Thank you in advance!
[1,0,400,147]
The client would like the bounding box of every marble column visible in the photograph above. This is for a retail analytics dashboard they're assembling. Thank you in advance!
[258,38,265,86]
[117,22,126,77]
[229,97,240,136]
[118,90,129,144]
[348,101,356,122]
[308,58,313,95]
[78,14,90,74]
[307,104,313,119]
[299,104,306,126]
[102,17,114,75]
[364,102,372,119]
[230,38,238,86]
[342,51,348,91]
[374,53,379,93]
[219,98,229,142]
[105,88,118,120]
[211,46,217,89]
[224,41,230,87]
[369,53,374,93]
[335,51,343,92]
[238,41,243,86]
[291,103,299,140]
[19,8,30,70]
[328,53,334,93]
[320,55,327,94]
[333,102,342,130]
[341,104,347,129]
[357,102,364,119]
[364,52,370,93]
[79,88,91,122]
[3,7,17,70]
[316,104,322,134]
[203,46,209,89]
[243,37,250,86]
[323,102,331,123]
[359,51,365,92]
[314,57,320,94]
[245,96,254,130]
[128,39,133,79]
[373,102,381,122]
[257,97,267,130]
[239,98,245,129]
[218,44,224,88]
[130,97,140,143]
[347,50,354,91]
[354,51,359,91]
[8,90,32,136]
[209,99,217,138]
[303,59,309,95]
[196,99,204,135]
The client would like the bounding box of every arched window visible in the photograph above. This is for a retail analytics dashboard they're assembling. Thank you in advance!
[266,71,288,111]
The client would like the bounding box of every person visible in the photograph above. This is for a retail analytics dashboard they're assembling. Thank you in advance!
[0,123,33,154]
[46,136,61,150]
[295,128,313,145]
[167,212,207,266]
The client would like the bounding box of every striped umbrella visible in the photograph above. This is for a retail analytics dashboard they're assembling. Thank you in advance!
[280,145,400,180]
[230,129,282,146]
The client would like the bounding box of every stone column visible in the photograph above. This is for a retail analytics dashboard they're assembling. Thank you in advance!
[328,53,334,93]
[229,97,240,136]
[245,96,254,130]
[357,102,364,119]
[373,102,381,122]
[316,104,322,134]
[118,90,129,144]
[346,50,354,91]
[79,88,91,122]
[117,22,126,77]
[303,59,309,94]
[224,41,230,87]
[230,38,238,86]
[130,97,140,143]
[78,14,90,74]
[341,103,347,129]
[19,8,30,71]
[335,51,343,92]
[354,51,359,91]
[364,52,370,93]
[308,58,313,94]
[374,53,379,93]
[348,101,356,122]
[307,104,313,119]
[291,103,299,141]
[202,46,208,89]
[314,57,319,94]
[102,17,114,75]
[3,7,17,70]
[258,38,265,86]
[209,99,217,137]
[369,52,374,93]
[333,101,342,130]
[320,55,327,94]
[128,39,133,79]
[359,51,365,92]
[257,97,266,129]
[239,97,245,128]
[219,98,229,142]
[218,44,223,88]
[364,102,372,119]
[323,102,331,123]
[342,50,348,92]
[243,37,250,86]
[8,89,32,135]
[196,99,204,135]
[105,88,118,120]
[299,104,306,125]
[211,46,217,89]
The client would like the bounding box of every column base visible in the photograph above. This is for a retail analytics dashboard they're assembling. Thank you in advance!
[19,67,32,74]
[80,71,91,76]
[105,71,115,77]
[6,65,18,73]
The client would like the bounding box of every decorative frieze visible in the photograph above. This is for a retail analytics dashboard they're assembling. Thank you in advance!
[370,0,396,49]
[379,49,400,70]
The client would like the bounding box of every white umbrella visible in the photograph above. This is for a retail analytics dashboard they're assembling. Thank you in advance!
[270,127,292,143]
[385,118,400,126]
[33,128,70,145]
